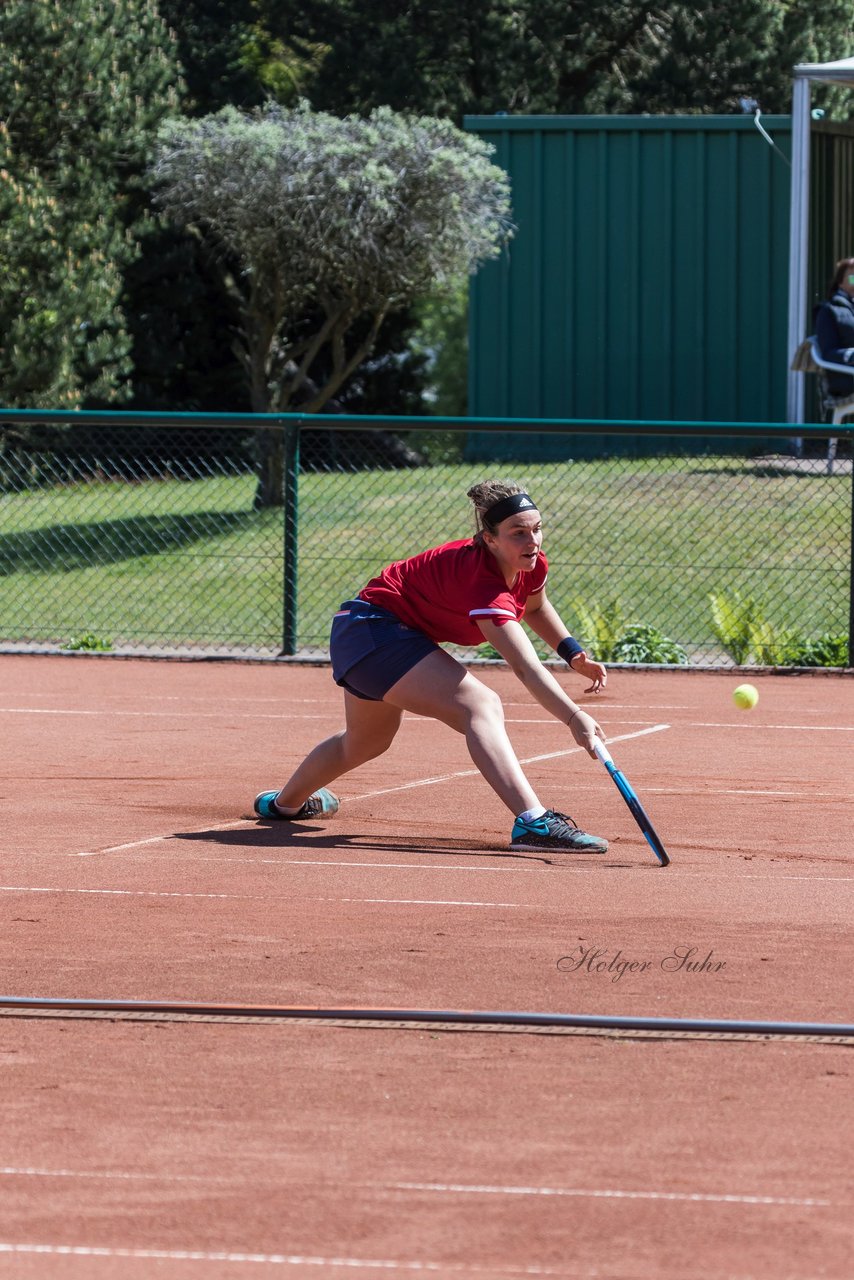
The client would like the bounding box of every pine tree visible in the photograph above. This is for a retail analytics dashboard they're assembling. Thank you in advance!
[0,139,80,407]
[258,0,854,119]
[256,0,537,119]
[0,0,181,409]
[156,0,261,116]
[623,2,784,113]
[768,0,854,114]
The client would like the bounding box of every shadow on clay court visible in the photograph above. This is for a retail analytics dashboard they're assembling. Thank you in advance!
[170,825,637,870]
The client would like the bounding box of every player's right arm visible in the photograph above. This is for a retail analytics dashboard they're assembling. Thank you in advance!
[477,617,604,756]
[523,588,607,692]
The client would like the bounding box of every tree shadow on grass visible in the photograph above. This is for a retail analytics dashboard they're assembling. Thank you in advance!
[0,508,261,575]
[691,454,850,479]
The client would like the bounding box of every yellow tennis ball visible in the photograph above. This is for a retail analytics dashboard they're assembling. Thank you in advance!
[733,683,758,710]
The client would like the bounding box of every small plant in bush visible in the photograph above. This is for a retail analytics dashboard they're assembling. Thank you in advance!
[788,633,849,667]
[745,617,847,667]
[568,598,624,662]
[709,590,761,664]
[746,618,805,667]
[61,633,113,652]
[610,624,688,665]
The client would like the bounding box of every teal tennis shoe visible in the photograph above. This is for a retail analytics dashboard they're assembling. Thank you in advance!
[254,788,339,821]
[510,809,608,854]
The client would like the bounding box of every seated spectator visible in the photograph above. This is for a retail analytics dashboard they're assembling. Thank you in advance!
[815,257,854,397]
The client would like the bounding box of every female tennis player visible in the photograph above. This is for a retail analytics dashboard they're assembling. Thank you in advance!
[254,481,609,853]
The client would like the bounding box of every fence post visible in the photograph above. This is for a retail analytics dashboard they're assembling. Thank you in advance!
[849,459,854,668]
[281,422,300,656]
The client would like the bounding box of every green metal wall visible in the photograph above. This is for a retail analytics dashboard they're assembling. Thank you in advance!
[810,121,854,307]
[806,122,854,424]
[465,115,793,458]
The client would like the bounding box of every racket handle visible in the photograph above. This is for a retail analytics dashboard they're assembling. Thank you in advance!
[593,736,614,766]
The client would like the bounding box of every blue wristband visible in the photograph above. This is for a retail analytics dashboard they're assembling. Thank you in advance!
[557,637,585,664]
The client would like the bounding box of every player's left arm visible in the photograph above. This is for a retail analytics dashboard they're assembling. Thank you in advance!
[523,587,607,692]
[477,616,604,755]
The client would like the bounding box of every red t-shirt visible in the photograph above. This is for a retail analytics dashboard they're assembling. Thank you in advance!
[360,538,548,645]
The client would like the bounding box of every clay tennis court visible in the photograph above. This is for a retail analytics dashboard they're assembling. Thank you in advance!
[1,653,852,1278]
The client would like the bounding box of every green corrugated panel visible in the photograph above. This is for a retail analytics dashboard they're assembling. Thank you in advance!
[807,123,854,423]
[811,123,854,303]
[465,115,795,459]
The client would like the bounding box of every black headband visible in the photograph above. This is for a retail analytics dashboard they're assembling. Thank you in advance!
[483,492,538,527]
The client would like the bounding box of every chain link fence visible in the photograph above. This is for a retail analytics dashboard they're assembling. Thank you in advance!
[1,412,852,667]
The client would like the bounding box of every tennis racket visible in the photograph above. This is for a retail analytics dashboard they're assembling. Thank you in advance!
[593,737,671,867]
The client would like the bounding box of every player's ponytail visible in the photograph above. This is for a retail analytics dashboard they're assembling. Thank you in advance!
[467,480,527,544]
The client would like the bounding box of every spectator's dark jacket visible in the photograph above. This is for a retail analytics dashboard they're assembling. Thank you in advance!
[815,289,854,396]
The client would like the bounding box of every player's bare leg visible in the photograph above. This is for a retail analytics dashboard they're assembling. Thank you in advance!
[270,692,403,813]
[382,648,540,816]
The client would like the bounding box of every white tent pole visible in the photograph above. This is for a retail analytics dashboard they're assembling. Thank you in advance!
[786,75,811,424]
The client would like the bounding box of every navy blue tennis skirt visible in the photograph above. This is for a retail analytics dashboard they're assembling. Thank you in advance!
[330,598,438,701]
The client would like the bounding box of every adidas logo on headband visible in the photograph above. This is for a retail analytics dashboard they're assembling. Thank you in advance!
[484,492,539,525]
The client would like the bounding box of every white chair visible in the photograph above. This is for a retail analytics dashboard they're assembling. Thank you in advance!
[796,337,854,473]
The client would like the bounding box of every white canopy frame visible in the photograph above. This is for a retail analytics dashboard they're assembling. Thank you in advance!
[787,56,854,423]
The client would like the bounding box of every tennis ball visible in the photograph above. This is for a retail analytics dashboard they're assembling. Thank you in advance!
[733,683,758,710]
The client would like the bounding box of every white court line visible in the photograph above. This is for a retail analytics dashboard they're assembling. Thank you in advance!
[110,852,854,884]
[505,704,693,712]
[4,706,539,725]
[346,725,670,803]
[521,723,669,765]
[8,705,853,733]
[131,696,329,705]
[3,705,618,725]
[692,721,854,732]
[0,707,338,721]
[0,1244,562,1275]
[0,1167,833,1210]
[0,1166,224,1183]
[73,725,670,856]
[643,787,847,799]
[341,898,520,908]
[0,708,689,727]
[6,874,853,905]
[693,871,854,883]
[503,717,676,725]
[82,821,250,857]
[1,886,258,901]
[0,886,521,907]
[390,1182,833,1208]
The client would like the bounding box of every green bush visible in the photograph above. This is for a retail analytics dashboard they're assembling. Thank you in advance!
[787,633,849,667]
[611,624,688,665]
[61,633,113,652]
[746,618,805,666]
[568,598,625,662]
[709,590,760,665]
[712,588,849,666]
